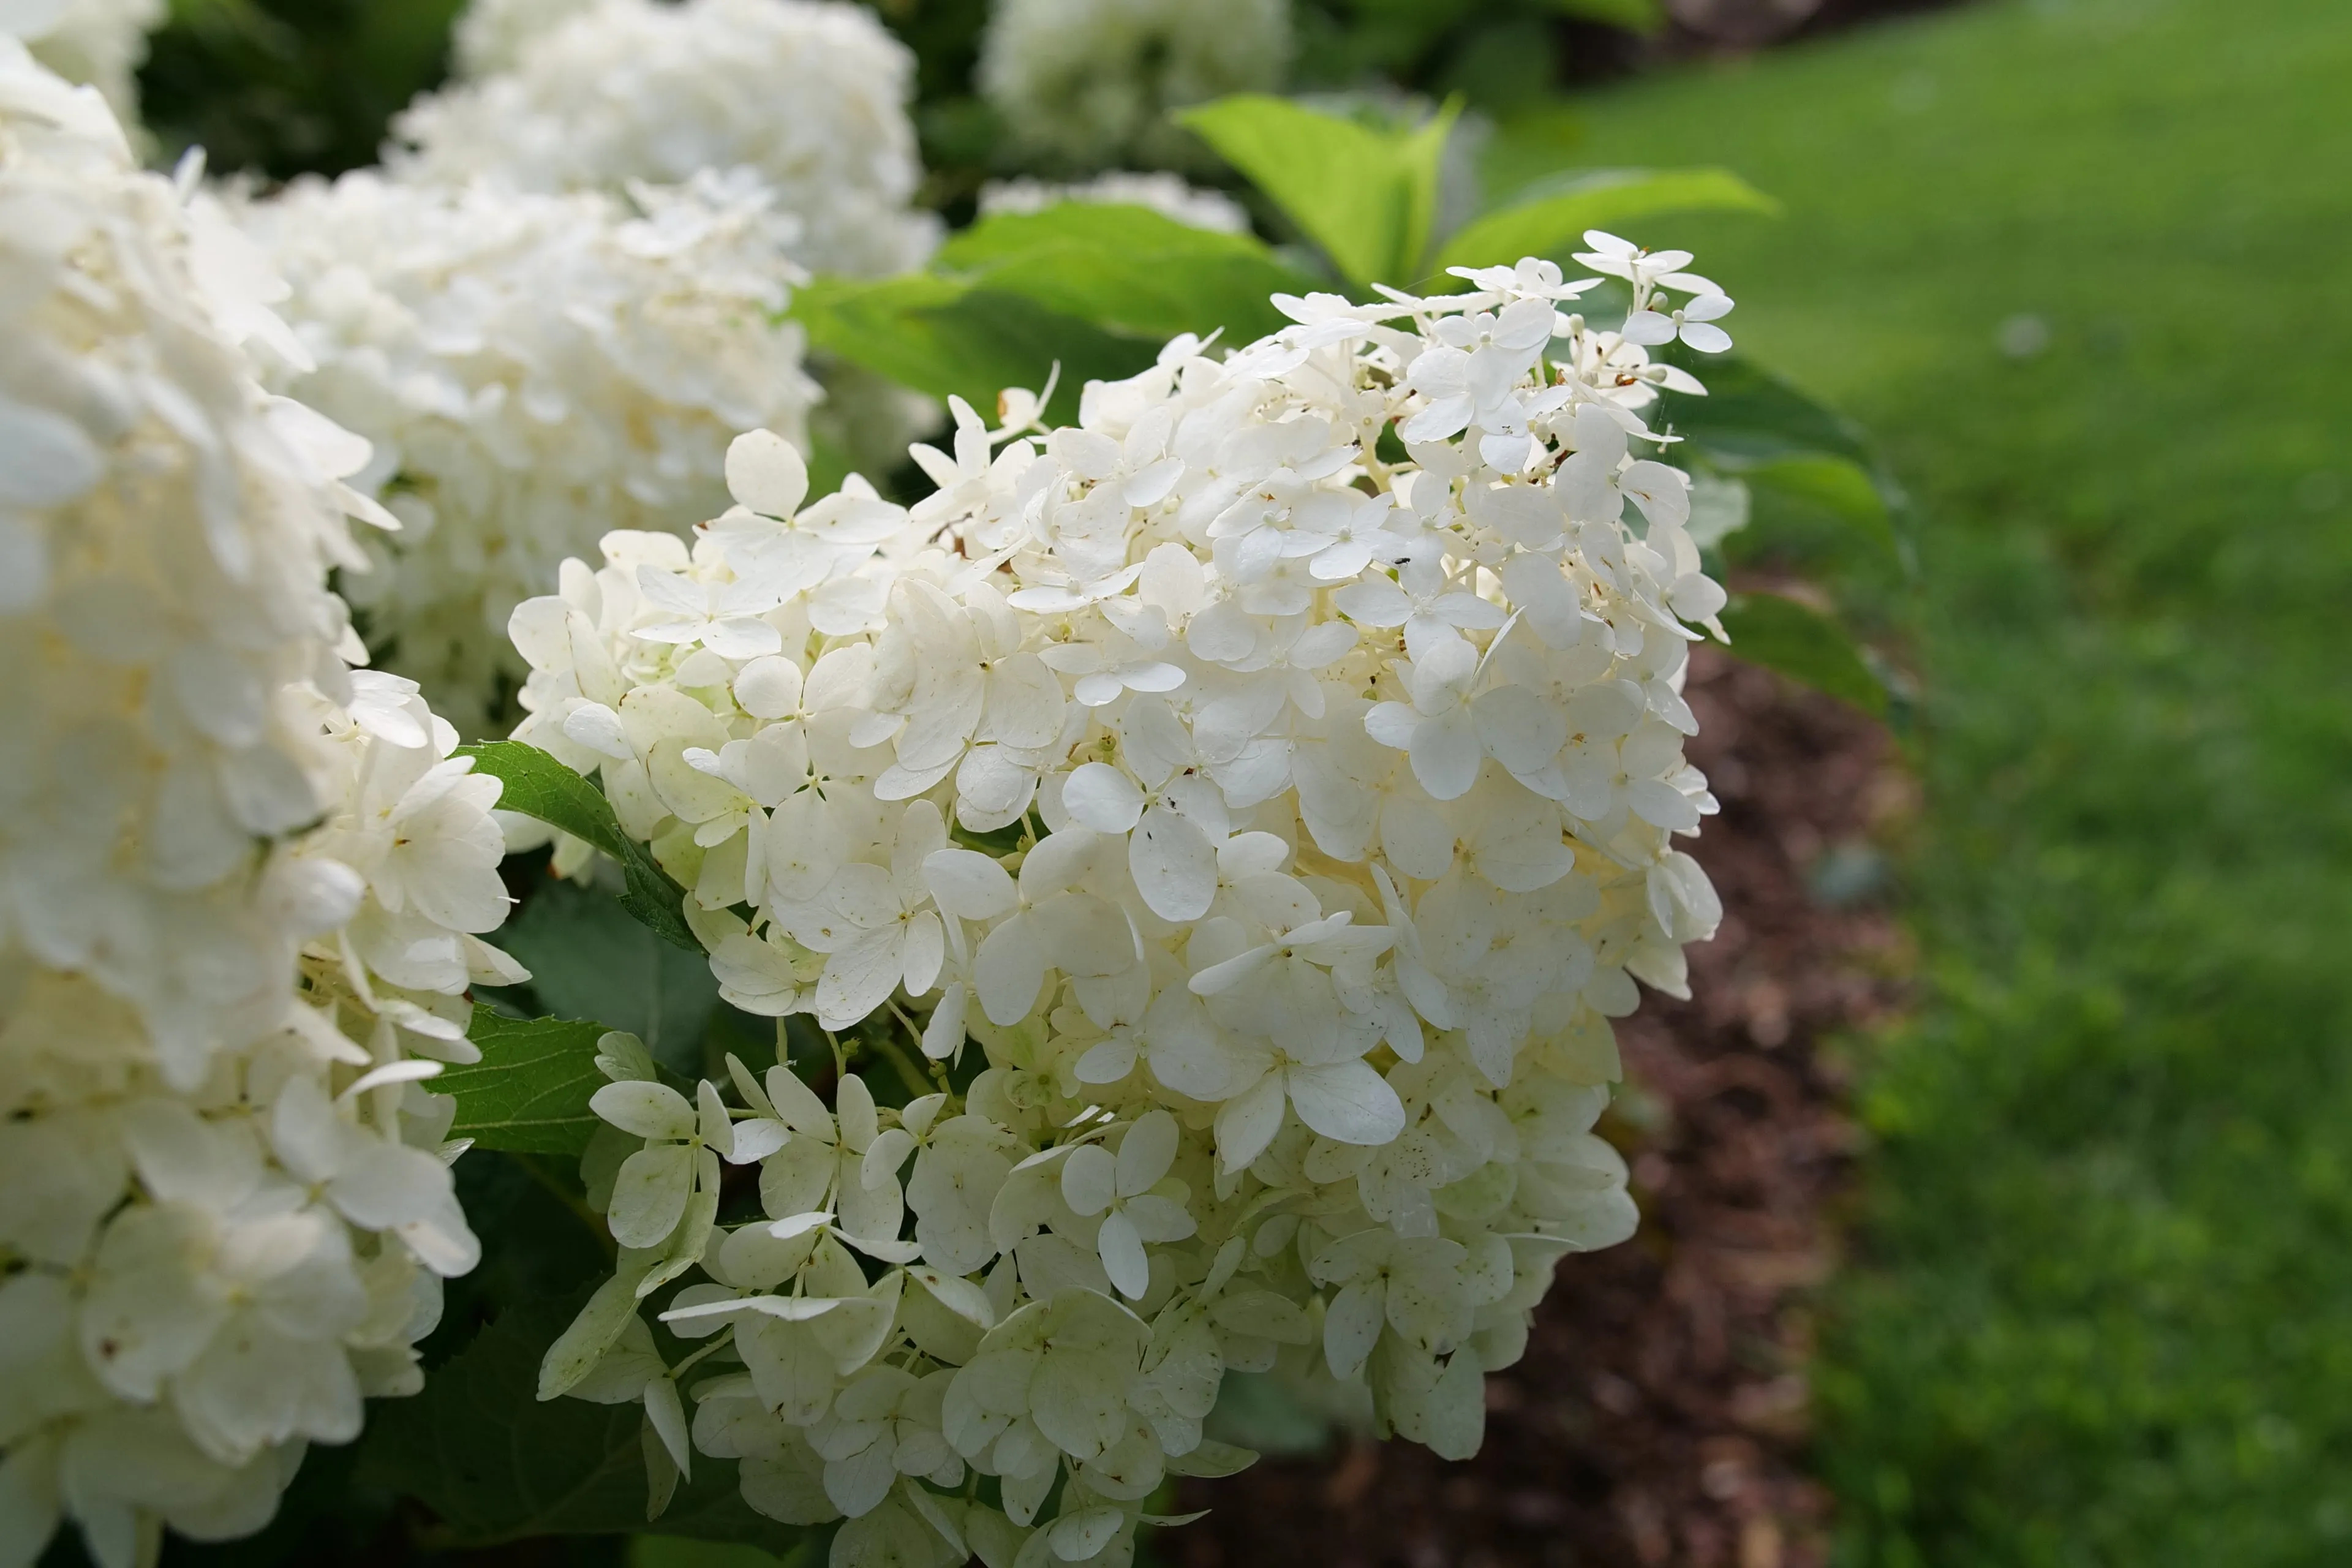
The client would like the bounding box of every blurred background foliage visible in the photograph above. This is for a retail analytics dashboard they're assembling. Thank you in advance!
[1554,0,2352,1561]
[96,0,2352,1563]
[141,0,464,177]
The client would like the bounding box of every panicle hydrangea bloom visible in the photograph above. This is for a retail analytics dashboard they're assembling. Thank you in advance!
[448,0,597,77]
[0,48,519,1566]
[235,168,824,736]
[978,172,1251,236]
[977,0,1293,173]
[396,0,940,280]
[513,240,1733,1565]
[15,0,162,128]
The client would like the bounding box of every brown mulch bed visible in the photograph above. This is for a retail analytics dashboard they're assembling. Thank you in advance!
[1171,649,1914,1568]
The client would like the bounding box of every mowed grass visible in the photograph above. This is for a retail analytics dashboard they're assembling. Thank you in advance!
[1522,1,2352,1561]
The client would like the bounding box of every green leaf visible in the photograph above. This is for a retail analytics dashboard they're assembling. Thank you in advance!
[1719,592,1889,717]
[1659,350,1873,467]
[458,741,700,952]
[1537,0,1666,33]
[435,1010,611,1155]
[1431,167,1776,281]
[1177,94,1459,289]
[494,878,720,1077]
[933,205,1316,344]
[1744,453,1897,551]
[360,1295,818,1555]
[792,274,1157,426]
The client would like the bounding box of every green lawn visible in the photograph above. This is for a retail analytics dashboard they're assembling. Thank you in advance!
[1546,1,2352,1561]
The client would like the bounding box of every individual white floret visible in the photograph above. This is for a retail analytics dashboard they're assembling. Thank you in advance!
[522,240,1734,1563]
[978,0,1293,172]
[396,0,939,279]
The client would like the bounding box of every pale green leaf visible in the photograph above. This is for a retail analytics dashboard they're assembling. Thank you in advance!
[1431,167,1776,282]
[934,205,1316,344]
[1177,94,1458,289]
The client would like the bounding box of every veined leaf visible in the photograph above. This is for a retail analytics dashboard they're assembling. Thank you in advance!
[458,742,699,952]
[1431,167,1775,282]
[436,1009,610,1155]
[359,1294,819,1555]
[1719,592,1889,717]
[934,205,1315,343]
[1178,94,1458,290]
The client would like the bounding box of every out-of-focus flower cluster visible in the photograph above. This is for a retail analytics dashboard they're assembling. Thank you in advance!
[978,172,1251,235]
[0,48,518,1567]
[13,0,161,128]
[399,0,940,281]
[978,0,1293,172]
[515,242,1733,1566]
[448,0,597,78]
[219,0,943,732]
[238,169,823,739]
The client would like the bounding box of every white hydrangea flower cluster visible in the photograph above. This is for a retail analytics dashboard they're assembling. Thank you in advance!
[401,0,940,279]
[448,0,595,77]
[0,48,519,1566]
[514,241,1733,1565]
[978,172,1251,236]
[977,0,1293,172]
[14,0,162,128]
[236,168,824,737]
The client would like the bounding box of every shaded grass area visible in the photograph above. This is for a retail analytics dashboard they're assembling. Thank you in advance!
[1540,0,2352,1560]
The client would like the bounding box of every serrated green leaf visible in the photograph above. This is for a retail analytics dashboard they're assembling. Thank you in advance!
[1178,94,1458,289]
[1719,592,1888,717]
[458,741,700,953]
[436,1010,611,1155]
[1431,167,1775,282]
[494,879,720,1077]
[360,1295,818,1555]
[792,275,1156,426]
[933,205,1316,344]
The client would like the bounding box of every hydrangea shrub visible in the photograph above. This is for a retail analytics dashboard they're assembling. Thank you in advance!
[511,240,1736,1566]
